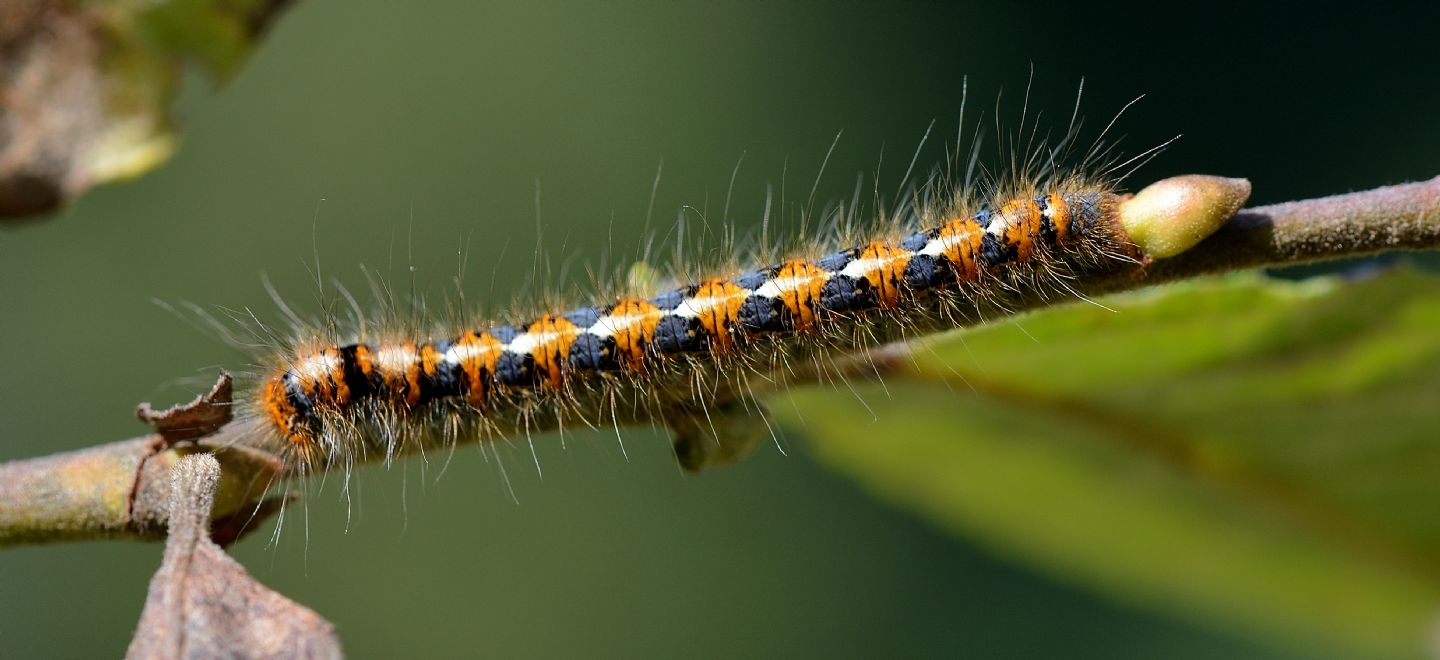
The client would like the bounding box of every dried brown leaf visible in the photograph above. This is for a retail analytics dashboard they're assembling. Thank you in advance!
[136,372,235,446]
[0,0,297,221]
[128,455,341,660]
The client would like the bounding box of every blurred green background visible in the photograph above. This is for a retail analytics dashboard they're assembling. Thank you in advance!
[2,1,1438,658]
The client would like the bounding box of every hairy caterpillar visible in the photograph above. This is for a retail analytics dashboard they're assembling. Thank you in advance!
[223,107,1242,479]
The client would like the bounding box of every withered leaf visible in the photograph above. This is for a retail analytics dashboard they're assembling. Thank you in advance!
[128,455,341,660]
[136,372,234,446]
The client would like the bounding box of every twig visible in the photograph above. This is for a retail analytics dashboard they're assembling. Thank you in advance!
[1,175,1436,548]
[1139,176,1440,284]
[0,438,283,546]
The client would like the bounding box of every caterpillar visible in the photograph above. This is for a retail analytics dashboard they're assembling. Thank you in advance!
[230,118,1247,477]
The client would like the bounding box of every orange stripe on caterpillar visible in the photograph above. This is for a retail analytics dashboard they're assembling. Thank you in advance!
[936,218,985,281]
[998,198,1044,262]
[524,315,583,389]
[261,376,299,441]
[1046,193,1073,242]
[688,279,748,352]
[853,242,911,307]
[773,259,829,331]
[292,347,348,406]
[604,298,664,368]
[454,330,504,407]
[372,342,422,407]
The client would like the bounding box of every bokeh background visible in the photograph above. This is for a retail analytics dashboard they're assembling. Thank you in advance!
[2,1,1438,658]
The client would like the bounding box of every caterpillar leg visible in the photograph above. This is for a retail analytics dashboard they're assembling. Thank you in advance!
[666,398,770,472]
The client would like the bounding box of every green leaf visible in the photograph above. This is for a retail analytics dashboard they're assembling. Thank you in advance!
[776,270,1440,659]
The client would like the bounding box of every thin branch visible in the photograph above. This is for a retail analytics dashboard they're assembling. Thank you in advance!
[0,438,284,546]
[1139,175,1440,284]
[2,175,1437,548]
